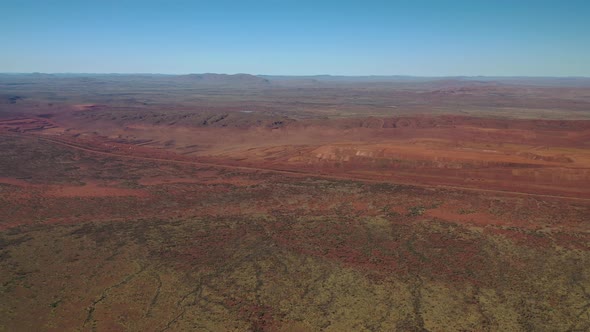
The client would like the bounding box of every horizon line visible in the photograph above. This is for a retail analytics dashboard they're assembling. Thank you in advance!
[1,72,590,79]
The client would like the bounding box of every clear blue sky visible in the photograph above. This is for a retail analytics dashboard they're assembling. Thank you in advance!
[1,0,588,76]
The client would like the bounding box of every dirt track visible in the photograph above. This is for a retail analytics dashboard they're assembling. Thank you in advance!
[20,133,589,202]
[1,113,588,201]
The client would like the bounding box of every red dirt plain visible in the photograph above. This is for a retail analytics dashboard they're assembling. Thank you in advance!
[3,113,588,200]
[1,75,590,331]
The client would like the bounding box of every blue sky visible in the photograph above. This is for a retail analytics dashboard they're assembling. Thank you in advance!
[1,0,588,76]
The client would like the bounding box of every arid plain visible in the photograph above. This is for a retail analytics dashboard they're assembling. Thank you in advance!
[1,74,590,331]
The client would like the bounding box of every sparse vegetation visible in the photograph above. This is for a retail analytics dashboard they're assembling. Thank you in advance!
[458,208,476,214]
[0,75,589,330]
[407,205,427,216]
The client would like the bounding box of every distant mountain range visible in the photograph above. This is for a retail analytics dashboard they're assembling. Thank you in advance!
[176,73,270,85]
[1,73,589,87]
